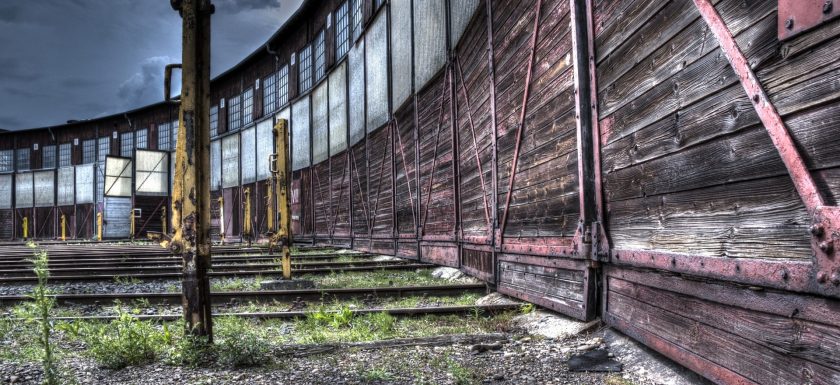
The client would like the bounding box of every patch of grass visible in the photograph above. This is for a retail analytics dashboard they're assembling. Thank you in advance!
[211,277,258,292]
[293,310,396,344]
[362,366,394,382]
[605,375,636,385]
[79,310,166,369]
[519,302,535,314]
[306,269,444,288]
[113,276,142,285]
[215,316,272,368]
[431,354,477,385]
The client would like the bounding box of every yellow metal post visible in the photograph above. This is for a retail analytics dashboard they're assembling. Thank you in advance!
[269,119,292,280]
[218,196,225,245]
[96,212,103,241]
[169,0,214,340]
[243,187,252,246]
[61,214,66,241]
[161,206,167,235]
[22,217,28,240]
[266,179,274,233]
[130,208,135,240]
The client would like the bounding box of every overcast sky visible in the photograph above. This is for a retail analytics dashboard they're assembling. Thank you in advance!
[0,0,302,131]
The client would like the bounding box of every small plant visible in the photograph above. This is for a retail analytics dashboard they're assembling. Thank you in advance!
[14,242,59,385]
[81,310,165,369]
[113,276,142,285]
[519,303,536,314]
[215,316,271,368]
[431,354,476,385]
[308,305,354,328]
[362,367,394,382]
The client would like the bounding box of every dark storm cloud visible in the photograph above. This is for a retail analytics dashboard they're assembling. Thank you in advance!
[215,0,283,13]
[0,0,303,130]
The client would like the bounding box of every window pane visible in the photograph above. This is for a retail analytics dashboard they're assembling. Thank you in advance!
[299,44,313,92]
[292,97,311,171]
[262,74,277,115]
[450,0,481,48]
[42,145,56,169]
[366,12,389,131]
[210,139,221,191]
[57,166,74,206]
[120,132,134,157]
[243,88,254,126]
[336,1,350,59]
[15,172,33,208]
[348,39,365,145]
[136,129,148,149]
[210,105,219,137]
[391,0,412,109]
[351,0,363,41]
[329,62,348,155]
[278,65,290,106]
[413,0,447,88]
[58,143,72,167]
[315,30,326,81]
[312,82,329,164]
[0,150,13,172]
[158,122,171,151]
[16,149,30,171]
[82,139,96,164]
[228,95,242,131]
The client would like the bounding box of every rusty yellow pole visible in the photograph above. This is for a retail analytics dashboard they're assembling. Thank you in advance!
[130,209,135,240]
[269,119,292,279]
[161,206,167,235]
[266,179,275,233]
[243,187,252,246]
[96,212,102,241]
[22,217,28,240]
[218,196,225,245]
[170,0,214,340]
[60,214,66,241]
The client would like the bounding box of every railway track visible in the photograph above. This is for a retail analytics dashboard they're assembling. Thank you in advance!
[0,283,487,305]
[0,254,354,268]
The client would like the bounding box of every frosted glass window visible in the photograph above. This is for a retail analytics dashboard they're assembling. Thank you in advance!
[366,12,389,131]
[136,129,148,149]
[16,148,30,171]
[329,62,348,155]
[135,150,169,195]
[120,132,134,157]
[450,0,481,48]
[0,174,12,209]
[97,137,110,201]
[57,167,74,206]
[210,139,221,191]
[158,122,172,150]
[104,156,133,197]
[391,0,412,109]
[75,164,95,204]
[15,172,33,208]
[292,97,311,171]
[58,144,72,167]
[241,126,257,183]
[299,44,313,92]
[312,82,329,164]
[34,170,55,207]
[413,0,447,88]
[348,39,365,145]
[171,120,179,150]
[256,119,274,181]
[243,88,254,126]
[351,0,363,41]
[228,95,242,131]
[221,134,240,188]
[82,139,96,164]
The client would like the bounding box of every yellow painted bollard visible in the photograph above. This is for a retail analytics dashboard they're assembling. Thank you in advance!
[161,207,167,235]
[60,214,66,241]
[243,187,252,246]
[96,212,103,241]
[218,196,225,245]
[130,209,135,240]
[22,216,28,240]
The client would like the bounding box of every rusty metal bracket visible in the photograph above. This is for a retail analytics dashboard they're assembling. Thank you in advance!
[811,206,840,295]
[778,0,840,41]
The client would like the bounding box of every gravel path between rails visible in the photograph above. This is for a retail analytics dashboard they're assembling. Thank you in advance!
[1,333,640,385]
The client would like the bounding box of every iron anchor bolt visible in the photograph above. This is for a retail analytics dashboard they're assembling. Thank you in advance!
[810,224,824,237]
[832,272,840,286]
[824,1,833,14]
[785,18,794,30]
[817,271,828,283]
[819,241,834,254]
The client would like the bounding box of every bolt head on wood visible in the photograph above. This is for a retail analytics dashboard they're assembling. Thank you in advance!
[810,224,824,237]
[819,240,834,253]
[817,271,828,283]
[832,272,840,286]
[824,1,833,14]
[785,18,794,30]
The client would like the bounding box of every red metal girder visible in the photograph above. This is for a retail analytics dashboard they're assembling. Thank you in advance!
[693,0,825,214]
[778,0,840,41]
[498,0,542,241]
[420,67,451,233]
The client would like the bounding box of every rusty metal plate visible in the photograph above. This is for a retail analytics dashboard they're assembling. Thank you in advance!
[779,0,840,40]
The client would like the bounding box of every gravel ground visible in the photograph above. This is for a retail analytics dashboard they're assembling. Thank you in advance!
[0,280,181,296]
[1,333,636,385]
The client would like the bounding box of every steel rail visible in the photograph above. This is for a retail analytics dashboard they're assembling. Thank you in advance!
[0,283,487,306]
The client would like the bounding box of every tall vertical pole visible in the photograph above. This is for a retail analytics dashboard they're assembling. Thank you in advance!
[270,119,292,279]
[170,0,214,340]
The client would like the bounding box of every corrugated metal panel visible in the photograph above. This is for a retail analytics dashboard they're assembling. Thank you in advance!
[413,0,447,88]
[348,39,365,145]
[33,170,55,207]
[210,139,222,191]
[241,126,257,183]
[391,0,412,109]
[366,12,389,131]
[329,62,348,155]
[104,156,133,197]
[292,97,311,171]
[312,82,329,164]
[135,150,169,195]
[57,167,74,206]
[15,172,33,208]
[0,174,12,209]
[449,0,480,48]
[103,196,131,238]
[75,164,95,204]
[222,133,241,188]
[256,119,274,181]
